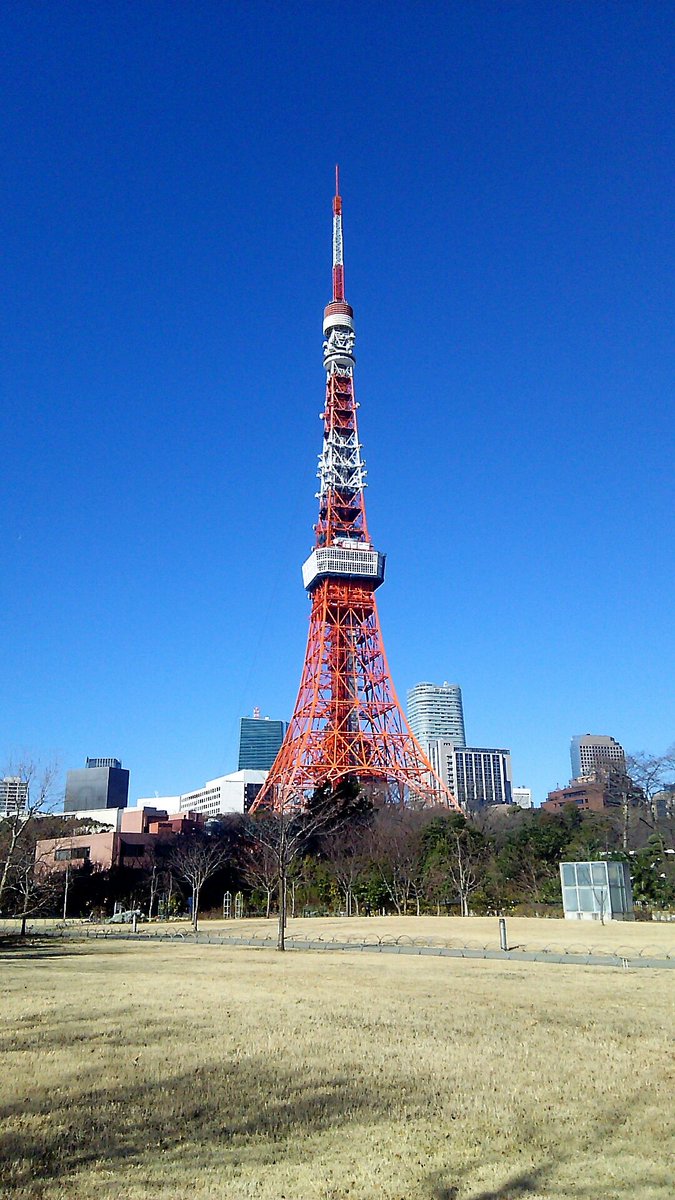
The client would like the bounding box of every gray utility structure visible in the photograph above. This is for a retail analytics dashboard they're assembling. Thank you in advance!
[560,860,634,921]
[64,758,129,813]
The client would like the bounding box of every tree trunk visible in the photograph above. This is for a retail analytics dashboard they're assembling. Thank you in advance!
[0,829,20,910]
[148,866,158,920]
[192,884,200,933]
[277,868,286,951]
[266,888,272,919]
[416,896,421,917]
[461,894,469,917]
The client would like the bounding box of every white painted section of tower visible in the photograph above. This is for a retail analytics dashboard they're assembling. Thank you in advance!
[318,305,367,497]
[316,426,366,496]
[333,211,343,266]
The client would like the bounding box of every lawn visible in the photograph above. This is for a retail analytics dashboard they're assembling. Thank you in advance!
[14,912,675,959]
[0,939,672,1199]
[171,913,675,958]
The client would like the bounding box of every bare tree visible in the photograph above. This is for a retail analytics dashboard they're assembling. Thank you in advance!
[168,833,230,932]
[239,836,279,918]
[422,813,489,916]
[140,840,174,919]
[247,778,367,950]
[370,808,429,916]
[321,825,369,916]
[627,750,675,817]
[11,841,61,936]
[0,759,59,912]
[446,821,485,917]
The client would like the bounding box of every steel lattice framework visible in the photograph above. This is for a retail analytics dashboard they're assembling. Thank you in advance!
[251,170,460,813]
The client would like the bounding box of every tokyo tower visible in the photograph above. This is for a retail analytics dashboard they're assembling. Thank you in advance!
[251,170,459,813]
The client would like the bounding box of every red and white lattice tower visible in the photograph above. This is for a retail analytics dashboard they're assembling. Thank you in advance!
[251,170,459,812]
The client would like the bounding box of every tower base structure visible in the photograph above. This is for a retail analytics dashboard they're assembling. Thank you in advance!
[251,578,459,812]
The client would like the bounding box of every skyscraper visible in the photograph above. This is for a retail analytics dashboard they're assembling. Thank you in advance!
[407,682,466,746]
[238,716,288,771]
[570,735,626,780]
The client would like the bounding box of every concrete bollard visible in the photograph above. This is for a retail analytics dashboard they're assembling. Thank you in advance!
[498,917,508,952]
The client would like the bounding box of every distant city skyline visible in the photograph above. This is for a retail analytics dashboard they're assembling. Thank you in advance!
[2,4,672,809]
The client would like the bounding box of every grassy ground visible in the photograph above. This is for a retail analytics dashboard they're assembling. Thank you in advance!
[0,940,672,1199]
[193,913,675,957]
[12,913,675,958]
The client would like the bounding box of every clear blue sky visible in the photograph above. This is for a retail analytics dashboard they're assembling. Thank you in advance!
[1,2,673,806]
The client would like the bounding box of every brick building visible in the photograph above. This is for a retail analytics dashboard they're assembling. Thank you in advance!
[542,781,612,814]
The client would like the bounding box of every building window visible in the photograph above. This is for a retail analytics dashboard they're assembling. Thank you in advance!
[55,846,90,861]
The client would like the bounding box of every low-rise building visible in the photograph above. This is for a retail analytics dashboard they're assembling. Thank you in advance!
[35,807,203,874]
[542,780,611,813]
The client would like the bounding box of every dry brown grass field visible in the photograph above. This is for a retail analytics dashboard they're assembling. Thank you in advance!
[0,939,672,1200]
[181,913,675,957]
[13,913,675,958]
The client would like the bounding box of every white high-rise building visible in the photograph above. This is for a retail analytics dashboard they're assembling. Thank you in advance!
[136,771,268,819]
[407,682,466,745]
[512,786,533,809]
[570,735,626,780]
[426,740,512,811]
[0,777,28,818]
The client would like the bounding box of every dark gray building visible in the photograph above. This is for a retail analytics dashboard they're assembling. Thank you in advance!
[64,758,129,813]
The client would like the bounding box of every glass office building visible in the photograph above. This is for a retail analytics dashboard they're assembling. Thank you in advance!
[560,860,634,921]
[237,717,288,770]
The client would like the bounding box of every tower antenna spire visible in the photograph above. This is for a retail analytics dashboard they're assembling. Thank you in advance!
[332,163,344,302]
